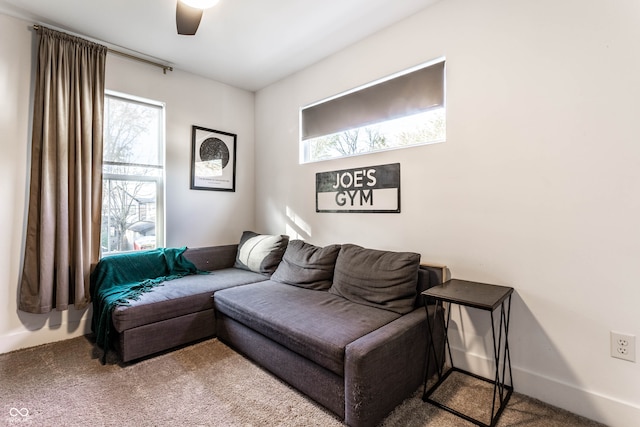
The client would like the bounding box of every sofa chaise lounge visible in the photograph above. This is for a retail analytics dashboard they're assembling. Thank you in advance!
[93,232,446,427]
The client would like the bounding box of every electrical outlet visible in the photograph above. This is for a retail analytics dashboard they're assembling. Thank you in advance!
[611,332,636,362]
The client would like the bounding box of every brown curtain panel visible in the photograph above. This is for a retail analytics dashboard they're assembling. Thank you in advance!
[19,27,107,313]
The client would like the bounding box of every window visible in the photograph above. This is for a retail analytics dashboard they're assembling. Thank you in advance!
[300,58,445,163]
[101,92,165,256]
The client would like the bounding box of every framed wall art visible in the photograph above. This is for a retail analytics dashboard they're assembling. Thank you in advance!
[190,125,237,192]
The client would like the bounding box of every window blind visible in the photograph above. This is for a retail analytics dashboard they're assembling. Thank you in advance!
[301,60,445,141]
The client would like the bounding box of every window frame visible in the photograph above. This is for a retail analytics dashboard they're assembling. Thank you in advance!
[300,57,446,164]
[101,90,166,257]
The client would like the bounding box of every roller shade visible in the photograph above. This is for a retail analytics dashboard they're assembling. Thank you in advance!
[301,60,445,141]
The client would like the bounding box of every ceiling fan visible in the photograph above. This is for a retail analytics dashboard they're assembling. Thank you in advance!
[176,0,219,35]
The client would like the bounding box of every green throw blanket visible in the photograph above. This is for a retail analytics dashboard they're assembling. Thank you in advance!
[90,247,201,363]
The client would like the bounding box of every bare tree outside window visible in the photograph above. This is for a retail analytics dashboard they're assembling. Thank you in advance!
[397,109,445,146]
[311,128,387,161]
[300,59,446,163]
[101,94,164,256]
[306,108,444,162]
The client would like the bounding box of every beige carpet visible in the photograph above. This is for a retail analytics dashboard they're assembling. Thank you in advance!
[0,336,606,427]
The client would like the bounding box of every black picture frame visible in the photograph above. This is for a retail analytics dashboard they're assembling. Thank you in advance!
[190,125,236,192]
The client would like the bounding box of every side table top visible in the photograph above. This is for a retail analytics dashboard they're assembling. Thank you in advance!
[423,279,513,311]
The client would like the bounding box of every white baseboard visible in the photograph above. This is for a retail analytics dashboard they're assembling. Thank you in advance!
[0,317,91,355]
[450,347,640,427]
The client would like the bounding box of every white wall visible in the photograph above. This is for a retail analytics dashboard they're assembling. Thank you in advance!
[0,12,255,354]
[254,0,640,425]
[104,56,256,250]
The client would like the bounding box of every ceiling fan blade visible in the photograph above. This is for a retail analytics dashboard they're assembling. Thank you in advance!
[176,1,203,35]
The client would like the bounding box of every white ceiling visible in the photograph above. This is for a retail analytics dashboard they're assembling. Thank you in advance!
[0,0,440,91]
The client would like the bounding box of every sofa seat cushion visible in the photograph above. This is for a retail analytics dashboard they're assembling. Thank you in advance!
[112,268,268,333]
[213,281,400,376]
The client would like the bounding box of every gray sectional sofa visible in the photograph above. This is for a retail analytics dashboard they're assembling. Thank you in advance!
[99,231,446,427]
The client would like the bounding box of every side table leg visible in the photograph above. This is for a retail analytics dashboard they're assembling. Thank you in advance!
[423,299,452,401]
[503,295,513,395]
[489,295,513,426]
[422,299,443,398]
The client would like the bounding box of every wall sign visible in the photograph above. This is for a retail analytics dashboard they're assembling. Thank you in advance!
[316,163,400,213]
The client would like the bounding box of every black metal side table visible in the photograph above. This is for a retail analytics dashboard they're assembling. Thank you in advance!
[422,279,514,427]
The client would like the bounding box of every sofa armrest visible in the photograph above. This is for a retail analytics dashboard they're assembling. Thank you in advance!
[420,262,450,285]
[416,263,449,307]
[344,305,444,427]
[183,244,238,271]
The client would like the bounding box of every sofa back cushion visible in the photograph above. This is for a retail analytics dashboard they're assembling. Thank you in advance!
[234,231,289,276]
[329,244,420,314]
[184,244,238,271]
[271,240,341,290]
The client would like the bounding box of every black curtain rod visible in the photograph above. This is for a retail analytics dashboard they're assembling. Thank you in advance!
[32,24,174,74]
